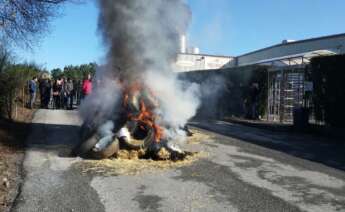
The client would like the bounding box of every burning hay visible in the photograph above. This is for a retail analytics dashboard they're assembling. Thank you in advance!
[185,129,215,144]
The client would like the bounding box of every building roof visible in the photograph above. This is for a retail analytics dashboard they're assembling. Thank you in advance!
[178,52,234,58]
[246,49,337,67]
[237,33,345,58]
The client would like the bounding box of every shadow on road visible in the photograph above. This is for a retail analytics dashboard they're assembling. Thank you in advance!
[26,122,81,157]
[0,118,30,151]
[190,120,345,172]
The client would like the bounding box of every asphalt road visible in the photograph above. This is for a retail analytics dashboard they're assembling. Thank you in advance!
[12,110,345,212]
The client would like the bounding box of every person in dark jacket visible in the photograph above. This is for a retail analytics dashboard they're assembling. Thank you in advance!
[44,79,52,108]
[39,79,51,109]
[76,80,82,105]
[52,79,62,109]
[39,79,45,108]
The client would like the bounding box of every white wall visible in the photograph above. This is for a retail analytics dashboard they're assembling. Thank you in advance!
[175,53,234,72]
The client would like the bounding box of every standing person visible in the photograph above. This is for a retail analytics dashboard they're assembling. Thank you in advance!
[249,83,260,120]
[76,80,82,105]
[64,78,74,110]
[39,78,45,108]
[28,76,38,109]
[39,78,49,109]
[82,74,92,99]
[61,77,67,109]
[43,79,52,109]
[52,79,62,109]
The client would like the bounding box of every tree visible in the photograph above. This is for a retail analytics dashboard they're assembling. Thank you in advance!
[51,68,62,79]
[79,62,97,78]
[0,45,11,73]
[0,54,41,119]
[50,63,97,81]
[0,0,70,46]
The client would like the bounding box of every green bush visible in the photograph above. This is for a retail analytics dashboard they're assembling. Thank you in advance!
[0,49,40,119]
[310,55,345,128]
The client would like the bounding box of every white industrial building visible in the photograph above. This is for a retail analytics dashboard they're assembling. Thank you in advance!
[174,34,234,72]
[175,53,234,72]
[226,33,345,68]
[175,33,345,72]
[226,33,345,122]
[177,33,345,123]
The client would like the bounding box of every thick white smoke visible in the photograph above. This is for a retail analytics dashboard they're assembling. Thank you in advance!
[79,77,122,126]
[145,71,200,128]
[80,0,200,144]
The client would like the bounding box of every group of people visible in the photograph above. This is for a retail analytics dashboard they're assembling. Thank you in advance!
[27,74,93,110]
[50,77,75,109]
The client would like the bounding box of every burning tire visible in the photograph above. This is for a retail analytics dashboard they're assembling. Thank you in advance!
[73,134,99,157]
[119,121,155,150]
[91,138,120,159]
[79,121,97,144]
[74,120,156,158]
[74,133,121,159]
[73,120,99,157]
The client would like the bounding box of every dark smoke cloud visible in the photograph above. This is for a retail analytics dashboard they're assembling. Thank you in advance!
[97,0,191,80]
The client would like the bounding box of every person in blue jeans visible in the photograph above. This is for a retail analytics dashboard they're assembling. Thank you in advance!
[28,76,38,109]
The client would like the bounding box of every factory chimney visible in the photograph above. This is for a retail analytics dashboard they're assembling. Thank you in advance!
[180,34,187,53]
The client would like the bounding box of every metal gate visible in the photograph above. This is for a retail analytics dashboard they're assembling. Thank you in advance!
[267,67,305,122]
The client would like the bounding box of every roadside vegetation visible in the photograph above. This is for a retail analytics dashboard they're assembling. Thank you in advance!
[0,47,42,120]
[0,45,97,212]
[309,55,345,128]
[1,0,73,210]
[0,45,42,211]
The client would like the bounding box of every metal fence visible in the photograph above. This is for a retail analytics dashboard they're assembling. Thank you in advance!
[267,66,306,123]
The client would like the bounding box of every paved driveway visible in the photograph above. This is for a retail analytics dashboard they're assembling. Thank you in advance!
[12,110,345,212]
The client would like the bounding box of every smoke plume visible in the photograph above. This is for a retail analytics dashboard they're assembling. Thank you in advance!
[80,0,200,144]
[98,0,190,78]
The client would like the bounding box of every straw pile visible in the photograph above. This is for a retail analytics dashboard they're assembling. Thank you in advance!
[75,152,206,176]
[186,129,215,144]
[74,129,212,176]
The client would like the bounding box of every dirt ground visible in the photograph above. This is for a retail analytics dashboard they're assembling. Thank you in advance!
[0,106,34,212]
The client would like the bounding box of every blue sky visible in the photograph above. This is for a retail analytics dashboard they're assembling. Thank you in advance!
[15,0,345,70]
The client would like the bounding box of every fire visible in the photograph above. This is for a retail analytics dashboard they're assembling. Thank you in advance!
[123,82,164,143]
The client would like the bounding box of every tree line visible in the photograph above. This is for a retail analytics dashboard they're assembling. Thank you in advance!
[0,0,86,119]
[50,63,97,81]
[0,44,96,119]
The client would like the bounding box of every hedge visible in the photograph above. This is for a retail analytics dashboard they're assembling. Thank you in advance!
[0,62,40,119]
[309,54,345,128]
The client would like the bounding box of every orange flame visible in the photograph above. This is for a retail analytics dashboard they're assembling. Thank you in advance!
[123,83,164,143]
